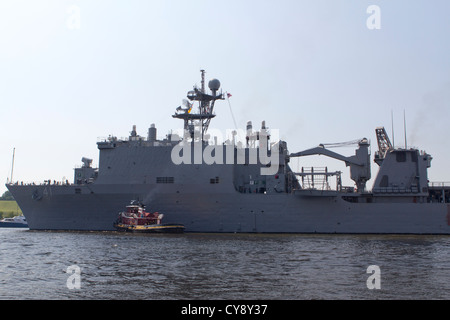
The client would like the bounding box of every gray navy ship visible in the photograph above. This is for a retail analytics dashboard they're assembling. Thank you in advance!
[6,71,450,234]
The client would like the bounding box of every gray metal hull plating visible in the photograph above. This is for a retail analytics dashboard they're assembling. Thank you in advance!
[7,184,450,234]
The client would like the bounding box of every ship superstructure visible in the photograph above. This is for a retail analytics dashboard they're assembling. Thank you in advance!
[6,71,450,234]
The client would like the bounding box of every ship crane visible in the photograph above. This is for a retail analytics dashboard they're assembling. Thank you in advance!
[290,138,371,193]
[319,139,363,149]
[374,126,393,166]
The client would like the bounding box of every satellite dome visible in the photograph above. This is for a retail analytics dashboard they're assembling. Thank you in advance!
[208,79,221,91]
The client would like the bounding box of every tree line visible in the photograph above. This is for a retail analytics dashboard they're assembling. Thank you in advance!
[0,191,14,200]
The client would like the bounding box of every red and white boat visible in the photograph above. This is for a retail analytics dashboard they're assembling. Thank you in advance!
[113,200,185,233]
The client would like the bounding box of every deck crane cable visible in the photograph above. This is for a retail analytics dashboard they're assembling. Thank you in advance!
[319,139,363,148]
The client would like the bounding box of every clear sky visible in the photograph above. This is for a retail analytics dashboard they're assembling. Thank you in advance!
[1,0,450,194]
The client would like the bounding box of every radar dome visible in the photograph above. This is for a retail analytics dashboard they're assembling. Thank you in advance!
[208,79,221,91]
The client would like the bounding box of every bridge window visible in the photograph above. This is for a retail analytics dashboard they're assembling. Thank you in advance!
[380,175,389,187]
[210,177,220,184]
[156,177,174,184]
[396,152,406,162]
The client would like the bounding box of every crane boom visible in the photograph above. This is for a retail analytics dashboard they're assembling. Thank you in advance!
[374,127,393,166]
[290,138,371,193]
[290,146,364,166]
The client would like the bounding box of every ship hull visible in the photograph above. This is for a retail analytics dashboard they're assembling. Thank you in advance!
[7,184,450,234]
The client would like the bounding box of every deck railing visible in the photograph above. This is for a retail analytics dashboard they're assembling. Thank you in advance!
[429,182,450,187]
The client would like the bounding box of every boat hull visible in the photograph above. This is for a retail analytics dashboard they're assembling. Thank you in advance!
[0,222,28,228]
[114,222,185,233]
[6,184,450,234]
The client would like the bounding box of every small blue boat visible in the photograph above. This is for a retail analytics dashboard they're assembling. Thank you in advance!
[0,215,28,228]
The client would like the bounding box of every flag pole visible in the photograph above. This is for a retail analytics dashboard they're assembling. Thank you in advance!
[10,147,15,183]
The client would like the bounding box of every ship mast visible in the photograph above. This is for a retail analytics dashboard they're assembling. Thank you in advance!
[172,70,224,140]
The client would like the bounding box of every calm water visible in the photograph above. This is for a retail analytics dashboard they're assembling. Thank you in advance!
[0,228,449,300]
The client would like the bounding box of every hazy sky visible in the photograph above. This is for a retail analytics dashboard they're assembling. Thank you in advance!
[1,0,450,194]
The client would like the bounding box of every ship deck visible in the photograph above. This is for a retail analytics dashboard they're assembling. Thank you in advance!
[428,182,450,203]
